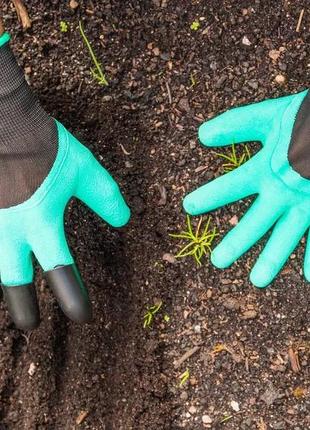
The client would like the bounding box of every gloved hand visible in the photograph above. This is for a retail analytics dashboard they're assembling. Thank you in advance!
[0,33,130,329]
[183,89,310,288]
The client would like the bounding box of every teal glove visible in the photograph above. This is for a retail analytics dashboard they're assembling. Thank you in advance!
[0,33,130,329]
[184,89,310,288]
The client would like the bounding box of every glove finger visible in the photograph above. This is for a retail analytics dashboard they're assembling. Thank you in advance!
[0,243,39,330]
[30,224,92,323]
[75,149,130,227]
[183,157,259,216]
[199,96,290,147]
[211,195,285,269]
[250,208,309,288]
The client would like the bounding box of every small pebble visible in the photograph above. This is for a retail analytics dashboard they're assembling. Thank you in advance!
[189,406,197,414]
[28,362,36,376]
[180,391,188,401]
[69,0,79,9]
[274,74,286,85]
[230,400,240,412]
[202,415,212,424]
[242,36,251,46]
[162,253,176,264]
[194,325,201,334]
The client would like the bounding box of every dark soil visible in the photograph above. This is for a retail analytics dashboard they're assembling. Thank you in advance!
[0,1,309,429]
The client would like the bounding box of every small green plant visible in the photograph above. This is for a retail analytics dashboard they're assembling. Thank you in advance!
[143,301,162,328]
[215,144,251,173]
[164,314,170,323]
[179,368,190,387]
[170,215,218,266]
[60,21,69,33]
[79,20,109,86]
[190,72,197,87]
[190,21,200,31]
[220,414,233,424]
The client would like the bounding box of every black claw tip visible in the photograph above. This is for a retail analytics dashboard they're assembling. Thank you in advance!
[45,264,92,323]
[2,284,40,330]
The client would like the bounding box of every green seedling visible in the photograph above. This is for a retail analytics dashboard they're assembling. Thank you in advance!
[164,314,170,323]
[143,301,162,328]
[220,414,233,424]
[60,21,69,33]
[79,21,109,86]
[170,215,218,266]
[179,368,190,387]
[190,21,200,31]
[215,143,251,173]
[190,72,197,87]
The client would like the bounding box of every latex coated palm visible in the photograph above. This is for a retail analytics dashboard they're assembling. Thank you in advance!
[184,89,310,288]
[0,33,130,329]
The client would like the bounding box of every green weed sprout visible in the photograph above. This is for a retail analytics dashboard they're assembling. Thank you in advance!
[79,21,109,87]
[60,21,69,33]
[215,143,251,173]
[164,314,170,323]
[179,369,190,387]
[170,215,218,266]
[190,72,197,87]
[190,21,200,31]
[143,301,162,328]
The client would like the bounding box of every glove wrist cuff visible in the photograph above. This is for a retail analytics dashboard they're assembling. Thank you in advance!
[0,32,11,48]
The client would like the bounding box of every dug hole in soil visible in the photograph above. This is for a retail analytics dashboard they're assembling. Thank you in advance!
[0,1,309,429]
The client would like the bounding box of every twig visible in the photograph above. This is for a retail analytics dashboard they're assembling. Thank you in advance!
[12,0,31,30]
[174,345,200,369]
[165,81,172,104]
[0,18,4,35]
[288,347,301,373]
[296,8,304,33]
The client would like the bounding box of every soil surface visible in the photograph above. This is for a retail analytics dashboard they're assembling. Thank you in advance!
[0,1,309,429]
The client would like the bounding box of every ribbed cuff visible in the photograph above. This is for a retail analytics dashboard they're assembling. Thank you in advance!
[0,32,11,48]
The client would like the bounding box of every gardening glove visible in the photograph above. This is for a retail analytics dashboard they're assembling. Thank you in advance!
[0,33,130,330]
[183,89,310,288]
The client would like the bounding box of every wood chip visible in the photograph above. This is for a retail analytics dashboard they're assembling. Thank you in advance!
[296,8,305,33]
[165,81,172,104]
[240,309,257,320]
[12,0,31,29]
[76,410,89,425]
[174,346,200,369]
[157,185,167,206]
[288,347,300,373]
[258,417,267,430]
